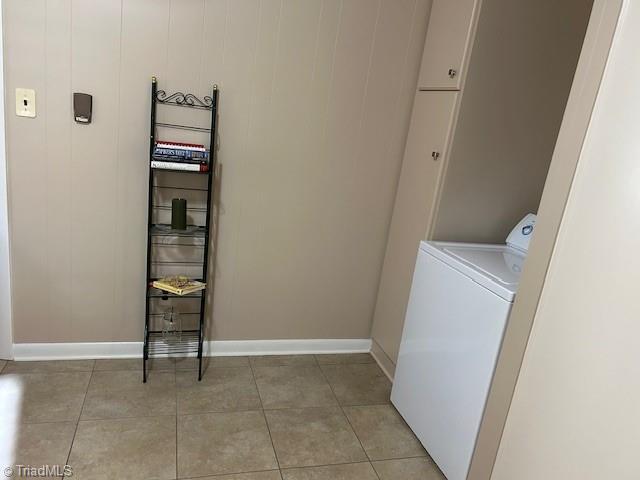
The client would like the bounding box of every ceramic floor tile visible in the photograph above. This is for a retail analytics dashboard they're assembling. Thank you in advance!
[2,360,95,374]
[254,365,337,409]
[173,356,250,370]
[281,462,378,480]
[343,405,426,461]
[265,406,367,468]
[177,367,261,414]
[3,422,76,479]
[320,364,391,406]
[94,357,175,372]
[372,457,446,480]
[249,355,317,367]
[182,471,282,480]
[314,354,375,365]
[173,357,200,371]
[68,416,176,479]
[81,370,176,420]
[0,372,90,424]
[0,360,6,372]
[209,356,251,368]
[177,411,277,478]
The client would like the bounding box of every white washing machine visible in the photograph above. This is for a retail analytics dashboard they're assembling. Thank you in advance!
[391,214,536,480]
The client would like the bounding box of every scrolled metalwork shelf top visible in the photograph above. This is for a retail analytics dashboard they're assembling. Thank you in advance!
[155,90,215,110]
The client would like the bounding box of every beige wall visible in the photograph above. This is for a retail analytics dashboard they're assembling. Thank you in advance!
[431,0,592,243]
[492,1,640,477]
[3,0,430,343]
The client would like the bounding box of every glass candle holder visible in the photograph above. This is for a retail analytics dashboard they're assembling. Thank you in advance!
[162,307,182,343]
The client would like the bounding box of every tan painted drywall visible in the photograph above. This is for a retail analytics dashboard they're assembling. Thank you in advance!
[431,0,593,243]
[3,0,431,343]
[468,0,622,478]
[492,1,639,477]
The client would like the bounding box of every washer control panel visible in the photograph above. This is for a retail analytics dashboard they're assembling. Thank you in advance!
[506,213,537,253]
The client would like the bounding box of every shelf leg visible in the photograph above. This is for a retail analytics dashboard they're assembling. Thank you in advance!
[197,341,203,381]
[143,324,149,383]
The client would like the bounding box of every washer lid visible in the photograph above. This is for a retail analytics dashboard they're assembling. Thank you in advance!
[420,241,526,302]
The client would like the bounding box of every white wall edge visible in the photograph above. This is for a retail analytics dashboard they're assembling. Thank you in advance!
[0,0,14,360]
[12,338,373,361]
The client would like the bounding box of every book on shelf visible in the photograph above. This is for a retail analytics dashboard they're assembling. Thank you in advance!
[151,160,209,172]
[153,149,209,161]
[152,276,206,296]
[156,141,206,152]
[153,141,209,161]
[152,154,208,165]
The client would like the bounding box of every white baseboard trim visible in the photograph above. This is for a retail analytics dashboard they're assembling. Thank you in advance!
[370,338,396,382]
[13,342,142,360]
[12,338,372,361]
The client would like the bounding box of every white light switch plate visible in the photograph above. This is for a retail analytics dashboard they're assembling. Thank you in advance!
[15,88,36,118]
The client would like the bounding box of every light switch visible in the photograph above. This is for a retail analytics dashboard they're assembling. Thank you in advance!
[15,88,36,118]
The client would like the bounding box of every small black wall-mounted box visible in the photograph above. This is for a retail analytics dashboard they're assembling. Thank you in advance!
[73,93,92,124]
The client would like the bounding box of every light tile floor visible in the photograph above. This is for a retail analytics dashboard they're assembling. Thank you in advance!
[0,354,446,479]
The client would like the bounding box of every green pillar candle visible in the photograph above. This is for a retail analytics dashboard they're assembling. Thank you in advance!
[171,198,187,230]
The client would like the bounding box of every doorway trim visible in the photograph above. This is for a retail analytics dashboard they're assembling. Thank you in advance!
[0,4,14,360]
[467,0,624,478]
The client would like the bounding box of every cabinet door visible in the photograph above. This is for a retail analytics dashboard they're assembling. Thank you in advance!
[418,0,477,90]
[372,91,458,362]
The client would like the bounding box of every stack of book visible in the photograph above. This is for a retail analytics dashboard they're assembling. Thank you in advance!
[151,141,210,172]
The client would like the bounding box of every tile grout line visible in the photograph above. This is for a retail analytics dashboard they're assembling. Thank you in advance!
[91,447,428,480]
[63,365,93,479]
[275,456,441,480]
[60,413,178,423]
[333,453,431,465]
[278,459,377,474]
[370,460,383,480]
[316,361,373,466]
[261,400,391,412]
[177,467,282,480]
[249,356,282,471]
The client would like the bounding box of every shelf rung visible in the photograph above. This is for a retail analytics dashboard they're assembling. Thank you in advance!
[150,224,206,237]
[147,287,205,299]
[154,185,208,192]
[153,205,208,213]
[156,122,211,132]
[146,330,200,356]
[151,260,204,265]
[148,312,201,316]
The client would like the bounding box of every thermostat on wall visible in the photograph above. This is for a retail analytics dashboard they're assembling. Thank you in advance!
[73,93,92,124]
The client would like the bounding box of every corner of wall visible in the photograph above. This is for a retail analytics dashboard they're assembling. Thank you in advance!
[370,338,396,382]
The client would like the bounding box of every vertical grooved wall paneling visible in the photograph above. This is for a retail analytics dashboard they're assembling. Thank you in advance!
[3,0,431,343]
[4,1,48,338]
[45,0,72,342]
[70,0,122,341]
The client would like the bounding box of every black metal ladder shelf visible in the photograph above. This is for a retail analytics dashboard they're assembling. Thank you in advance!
[143,77,218,382]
